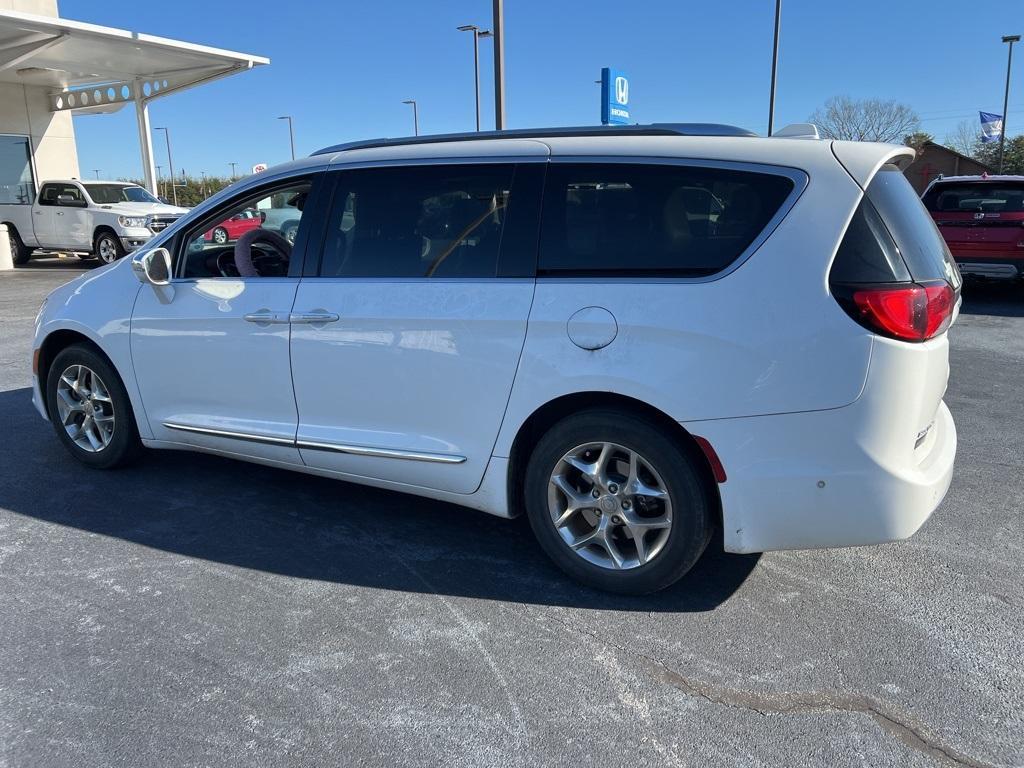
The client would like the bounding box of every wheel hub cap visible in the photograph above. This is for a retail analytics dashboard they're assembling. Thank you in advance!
[55,364,115,453]
[547,441,673,571]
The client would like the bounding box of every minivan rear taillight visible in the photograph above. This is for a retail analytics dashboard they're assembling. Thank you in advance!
[834,282,955,342]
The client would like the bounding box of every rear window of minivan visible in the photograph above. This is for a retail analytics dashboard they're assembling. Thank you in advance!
[538,163,796,277]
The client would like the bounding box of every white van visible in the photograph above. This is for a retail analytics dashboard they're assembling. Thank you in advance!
[30,124,960,593]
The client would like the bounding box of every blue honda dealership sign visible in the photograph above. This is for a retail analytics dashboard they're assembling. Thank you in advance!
[601,68,630,125]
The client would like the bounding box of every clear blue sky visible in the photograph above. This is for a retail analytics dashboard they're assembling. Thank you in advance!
[60,0,1023,181]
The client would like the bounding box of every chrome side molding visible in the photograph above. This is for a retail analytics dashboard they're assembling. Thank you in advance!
[163,421,295,445]
[162,422,466,464]
[296,439,466,464]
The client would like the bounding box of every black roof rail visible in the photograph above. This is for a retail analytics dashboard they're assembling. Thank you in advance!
[312,123,758,156]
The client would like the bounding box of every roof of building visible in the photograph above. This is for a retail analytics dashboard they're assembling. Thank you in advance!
[0,8,268,113]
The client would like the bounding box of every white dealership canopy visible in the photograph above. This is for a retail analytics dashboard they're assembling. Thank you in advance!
[0,8,268,193]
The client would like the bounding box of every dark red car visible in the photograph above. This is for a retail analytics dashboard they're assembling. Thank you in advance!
[923,174,1024,280]
[203,208,263,245]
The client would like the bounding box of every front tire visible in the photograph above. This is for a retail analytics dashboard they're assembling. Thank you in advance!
[45,344,142,469]
[524,409,713,594]
[94,230,125,265]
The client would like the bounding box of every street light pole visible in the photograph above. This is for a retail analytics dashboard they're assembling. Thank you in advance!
[998,34,1020,174]
[458,25,493,131]
[155,165,163,199]
[229,162,237,180]
[492,0,506,130]
[277,116,296,161]
[92,169,100,180]
[402,99,419,136]
[154,127,177,206]
[767,0,782,136]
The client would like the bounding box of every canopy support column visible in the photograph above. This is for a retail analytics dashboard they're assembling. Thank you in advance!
[135,91,157,196]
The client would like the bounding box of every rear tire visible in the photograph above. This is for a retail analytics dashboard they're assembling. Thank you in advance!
[6,225,33,265]
[93,230,125,265]
[212,227,229,245]
[45,344,142,469]
[524,409,713,594]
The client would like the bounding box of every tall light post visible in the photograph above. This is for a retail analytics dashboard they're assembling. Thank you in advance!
[492,0,506,130]
[155,164,163,199]
[457,24,493,131]
[998,34,1020,173]
[277,116,296,161]
[200,170,208,198]
[92,169,100,180]
[229,161,238,180]
[767,0,782,135]
[153,126,177,206]
[402,99,419,136]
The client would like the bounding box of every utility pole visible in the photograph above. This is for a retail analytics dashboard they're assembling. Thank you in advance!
[458,25,493,131]
[998,34,1020,173]
[277,116,296,161]
[402,99,419,135]
[768,0,782,136]
[154,127,177,206]
[492,0,506,130]
[229,162,238,179]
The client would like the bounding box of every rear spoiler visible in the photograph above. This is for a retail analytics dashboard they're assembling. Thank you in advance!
[831,141,916,190]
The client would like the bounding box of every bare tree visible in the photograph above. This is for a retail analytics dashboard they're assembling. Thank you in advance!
[809,96,920,142]
[945,119,981,157]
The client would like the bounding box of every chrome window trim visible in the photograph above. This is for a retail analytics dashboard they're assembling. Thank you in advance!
[541,154,808,285]
[162,421,466,464]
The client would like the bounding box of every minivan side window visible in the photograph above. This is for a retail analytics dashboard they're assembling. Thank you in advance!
[537,163,795,277]
[319,164,516,278]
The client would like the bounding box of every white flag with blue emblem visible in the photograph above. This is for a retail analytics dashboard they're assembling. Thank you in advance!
[980,111,1003,143]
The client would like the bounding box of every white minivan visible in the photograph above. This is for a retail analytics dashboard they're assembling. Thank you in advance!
[30,125,960,594]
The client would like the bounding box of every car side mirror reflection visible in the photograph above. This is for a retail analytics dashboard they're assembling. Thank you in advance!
[131,247,172,286]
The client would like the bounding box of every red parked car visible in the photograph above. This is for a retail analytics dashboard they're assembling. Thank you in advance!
[923,174,1024,281]
[203,208,264,245]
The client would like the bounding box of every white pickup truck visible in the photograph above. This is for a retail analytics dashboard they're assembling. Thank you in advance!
[1,180,188,265]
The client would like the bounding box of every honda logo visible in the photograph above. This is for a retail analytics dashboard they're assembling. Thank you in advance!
[615,76,629,105]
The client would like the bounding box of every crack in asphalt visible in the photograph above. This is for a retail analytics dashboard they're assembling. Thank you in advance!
[547,613,997,768]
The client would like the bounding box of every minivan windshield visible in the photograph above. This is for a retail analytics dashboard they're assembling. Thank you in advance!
[923,181,1024,214]
[84,184,160,205]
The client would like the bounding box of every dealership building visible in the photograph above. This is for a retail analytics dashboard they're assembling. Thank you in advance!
[1,0,266,207]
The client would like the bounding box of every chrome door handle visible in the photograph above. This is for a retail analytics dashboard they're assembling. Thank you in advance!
[244,309,291,325]
[289,310,340,324]
[56,211,64,216]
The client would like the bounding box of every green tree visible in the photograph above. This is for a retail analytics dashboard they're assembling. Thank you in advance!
[903,131,934,152]
[973,135,1024,174]
[120,175,234,208]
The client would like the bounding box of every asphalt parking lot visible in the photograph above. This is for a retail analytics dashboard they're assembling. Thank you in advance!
[1,258,1021,768]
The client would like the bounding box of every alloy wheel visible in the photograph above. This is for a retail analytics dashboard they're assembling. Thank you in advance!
[98,236,119,264]
[55,364,115,452]
[547,441,673,570]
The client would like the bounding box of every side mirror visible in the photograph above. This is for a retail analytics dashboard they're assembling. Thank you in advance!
[131,247,172,286]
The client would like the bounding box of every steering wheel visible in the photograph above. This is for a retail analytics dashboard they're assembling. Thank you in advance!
[231,229,293,277]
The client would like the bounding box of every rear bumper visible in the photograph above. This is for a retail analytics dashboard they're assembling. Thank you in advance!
[952,256,1024,279]
[690,400,955,554]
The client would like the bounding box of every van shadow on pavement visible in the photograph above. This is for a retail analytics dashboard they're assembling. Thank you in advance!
[1,386,759,613]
